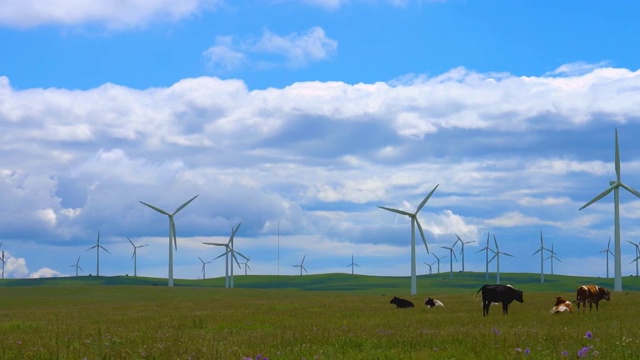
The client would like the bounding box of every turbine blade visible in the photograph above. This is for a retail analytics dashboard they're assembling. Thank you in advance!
[416,184,439,213]
[378,206,413,217]
[303,266,308,274]
[214,251,229,260]
[139,201,170,215]
[532,249,541,256]
[100,246,111,254]
[493,235,499,251]
[579,186,616,210]
[171,218,177,251]
[234,250,250,262]
[128,237,134,247]
[620,183,640,199]
[229,223,242,244]
[615,128,620,182]
[415,218,429,254]
[502,252,514,257]
[85,245,97,251]
[302,255,306,264]
[173,195,199,215]
[231,252,242,268]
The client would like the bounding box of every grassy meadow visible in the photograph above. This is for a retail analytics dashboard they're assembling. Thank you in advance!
[1,273,639,359]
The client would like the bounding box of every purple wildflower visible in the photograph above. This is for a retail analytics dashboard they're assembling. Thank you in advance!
[524,348,530,355]
[492,327,501,335]
[561,350,569,357]
[585,331,593,339]
[578,346,590,357]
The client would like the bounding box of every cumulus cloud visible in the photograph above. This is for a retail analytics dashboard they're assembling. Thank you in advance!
[204,27,337,71]
[0,0,220,29]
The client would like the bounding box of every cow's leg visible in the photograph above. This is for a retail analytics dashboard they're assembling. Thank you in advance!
[595,301,599,311]
[483,301,489,316]
[502,302,508,315]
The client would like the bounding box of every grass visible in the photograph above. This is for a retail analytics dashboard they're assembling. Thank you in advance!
[0,273,638,359]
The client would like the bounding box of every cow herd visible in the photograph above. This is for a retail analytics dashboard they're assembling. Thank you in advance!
[390,284,611,316]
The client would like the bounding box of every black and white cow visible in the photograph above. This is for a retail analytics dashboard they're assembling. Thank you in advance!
[424,297,444,308]
[475,284,524,316]
[390,296,414,308]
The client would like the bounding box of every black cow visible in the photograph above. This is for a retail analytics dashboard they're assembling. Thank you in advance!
[475,284,524,316]
[424,297,444,308]
[390,296,414,308]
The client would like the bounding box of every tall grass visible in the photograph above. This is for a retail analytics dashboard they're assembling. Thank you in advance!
[0,285,638,359]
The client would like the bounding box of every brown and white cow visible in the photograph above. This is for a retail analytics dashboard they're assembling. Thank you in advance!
[550,296,573,314]
[576,285,610,312]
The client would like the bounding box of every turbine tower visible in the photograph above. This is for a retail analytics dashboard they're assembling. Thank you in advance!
[598,237,614,278]
[70,256,83,277]
[128,237,148,277]
[198,256,211,280]
[579,129,640,292]
[531,231,551,283]
[422,261,434,275]
[85,231,110,276]
[476,232,495,280]
[0,250,4,279]
[204,223,248,288]
[139,194,199,287]
[293,255,308,275]
[440,244,458,279]
[489,235,513,284]
[432,252,446,274]
[628,240,640,276]
[546,243,561,275]
[347,254,360,275]
[378,184,438,295]
[454,234,475,272]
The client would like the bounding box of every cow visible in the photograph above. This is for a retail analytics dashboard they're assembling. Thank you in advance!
[424,297,444,308]
[390,296,414,308]
[576,285,610,312]
[550,296,573,314]
[475,284,524,316]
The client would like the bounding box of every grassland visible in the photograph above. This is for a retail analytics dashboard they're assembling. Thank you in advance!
[0,272,639,359]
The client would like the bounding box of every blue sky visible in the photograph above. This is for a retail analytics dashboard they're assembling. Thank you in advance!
[2,0,640,284]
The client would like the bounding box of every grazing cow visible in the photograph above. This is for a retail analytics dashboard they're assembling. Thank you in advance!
[424,297,444,308]
[550,296,574,314]
[390,296,414,308]
[576,285,610,312]
[475,284,524,316]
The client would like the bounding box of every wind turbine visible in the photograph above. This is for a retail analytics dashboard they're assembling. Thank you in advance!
[440,244,458,279]
[293,255,308,275]
[432,253,447,274]
[70,256,83,277]
[476,232,495,280]
[422,261,434,275]
[454,234,475,272]
[628,240,640,276]
[204,223,248,288]
[85,231,110,276]
[531,231,552,283]
[546,243,561,275]
[598,237,614,278]
[128,237,148,277]
[198,256,211,280]
[347,254,360,275]
[139,194,199,287]
[579,129,640,292]
[242,258,251,275]
[489,235,513,284]
[378,184,438,295]
[0,250,4,279]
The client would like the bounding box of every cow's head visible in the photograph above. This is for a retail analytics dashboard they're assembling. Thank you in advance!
[555,296,568,306]
[390,296,398,304]
[514,289,524,303]
[425,298,435,306]
[600,288,611,301]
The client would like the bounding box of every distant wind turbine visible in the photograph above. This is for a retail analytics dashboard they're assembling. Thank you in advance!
[140,194,199,286]
[0,250,4,279]
[204,223,248,288]
[85,231,110,276]
[598,237,614,278]
[242,258,251,275]
[579,128,640,292]
[531,231,552,283]
[128,237,148,277]
[628,240,640,276]
[347,254,360,275]
[70,256,83,277]
[378,184,438,295]
[545,243,561,275]
[489,235,513,284]
[432,252,447,274]
[198,256,211,280]
[476,232,495,280]
[293,255,308,275]
[454,234,475,272]
[440,244,458,279]
[422,261,434,275]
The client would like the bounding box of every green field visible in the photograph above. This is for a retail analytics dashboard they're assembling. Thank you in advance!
[0,272,639,359]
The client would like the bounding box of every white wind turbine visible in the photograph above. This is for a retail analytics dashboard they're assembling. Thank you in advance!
[579,129,640,292]
[432,252,446,274]
[531,231,552,283]
[0,250,4,279]
[86,231,110,276]
[293,255,308,275]
[347,254,360,275]
[440,244,458,279]
[128,237,148,277]
[454,234,475,272]
[70,256,83,277]
[598,237,614,278]
[489,235,513,284]
[140,194,199,287]
[628,240,640,276]
[378,184,438,295]
[422,261,434,275]
[204,223,248,288]
[242,258,251,275]
[546,243,561,275]
[476,232,495,280]
[198,256,211,280]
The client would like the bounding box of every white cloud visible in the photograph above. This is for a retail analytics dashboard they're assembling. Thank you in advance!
[0,0,220,29]
[29,267,64,278]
